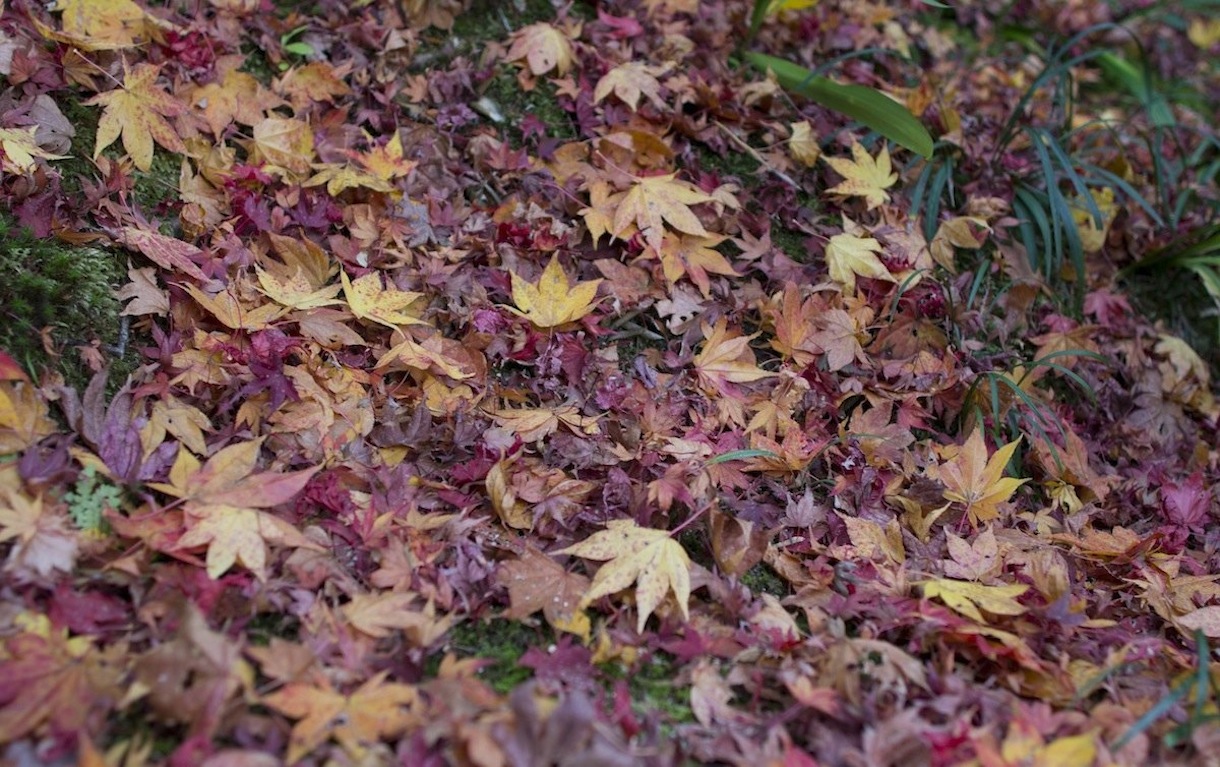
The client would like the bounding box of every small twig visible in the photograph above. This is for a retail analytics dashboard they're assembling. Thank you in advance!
[714,120,801,189]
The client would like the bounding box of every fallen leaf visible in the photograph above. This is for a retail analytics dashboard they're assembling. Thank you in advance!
[612,173,715,251]
[921,578,1028,623]
[558,519,691,633]
[340,270,429,330]
[593,61,672,111]
[506,22,577,77]
[507,255,603,329]
[933,430,1027,526]
[824,231,893,292]
[823,140,897,209]
[85,63,186,171]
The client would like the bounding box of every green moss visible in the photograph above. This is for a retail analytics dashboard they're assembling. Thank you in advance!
[0,212,127,389]
[479,68,577,144]
[440,618,547,693]
[55,96,100,202]
[604,650,696,726]
[740,562,787,598]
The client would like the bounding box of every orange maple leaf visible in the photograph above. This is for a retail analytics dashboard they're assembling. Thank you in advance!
[85,63,185,171]
[648,232,739,298]
[613,173,715,251]
[932,430,1028,526]
[693,318,775,396]
[263,672,418,764]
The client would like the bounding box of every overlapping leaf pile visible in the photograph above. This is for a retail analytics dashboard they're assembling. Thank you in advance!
[1,0,1219,763]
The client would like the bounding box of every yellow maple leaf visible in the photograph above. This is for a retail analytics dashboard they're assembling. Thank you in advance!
[788,121,821,167]
[303,163,395,196]
[0,127,68,175]
[823,140,897,209]
[255,267,343,311]
[579,180,624,245]
[340,271,428,331]
[249,116,315,175]
[1068,187,1116,254]
[824,232,894,292]
[506,22,577,77]
[934,430,1027,526]
[558,519,691,633]
[593,61,672,111]
[153,440,322,580]
[507,255,602,329]
[51,0,150,49]
[613,173,715,251]
[921,578,1028,623]
[85,63,186,171]
[181,284,288,332]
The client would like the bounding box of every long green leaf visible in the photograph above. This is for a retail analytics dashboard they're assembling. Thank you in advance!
[745,52,934,158]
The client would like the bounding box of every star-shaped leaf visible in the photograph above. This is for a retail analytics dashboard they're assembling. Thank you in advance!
[340,271,428,330]
[506,22,577,77]
[262,672,418,764]
[593,61,671,111]
[823,140,897,209]
[508,256,602,329]
[824,232,894,292]
[612,173,714,251]
[558,518,692,633]
[921,578,1028,623]
[932,430,1028,527]
[85,63,185,171]
[0,127,68,175]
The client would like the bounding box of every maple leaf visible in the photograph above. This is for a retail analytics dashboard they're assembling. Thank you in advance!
[353,130,417,181]
[84,63,186,171]
[499,546,592,640]
[593,61,672,111]
[263,672,418,764]
[256,266,344,311]
[614,173,716,252]
[340,270,429,330]
[249,116,315,175]
[181,284,288,331]
[693,318,775,396]
[48,0,151,49]
[823,140,897,209]
[115,226,209,282]
[0,481,78,579]
[824,231,894,292]
[341,592,453,645]
[506,22,577,77]
[558,519,692,633]
[151,440,322,579]
[932,430,1027,526]
[0,127,68,175]
[810,307,869,371]
[189,63,284,137]
[0,613,122,742]
[507,255,603,329]
[921,578,1029,623]
[788,120,821,167]
[0,381,58,453]
[649,233,739,297]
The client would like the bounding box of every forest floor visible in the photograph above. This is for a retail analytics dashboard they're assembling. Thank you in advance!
[1,0,1220,764]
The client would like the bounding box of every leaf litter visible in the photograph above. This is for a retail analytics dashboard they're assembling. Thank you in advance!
[0,0,1218,764]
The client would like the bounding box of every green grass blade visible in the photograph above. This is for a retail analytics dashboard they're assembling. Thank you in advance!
[745,52,934,158]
